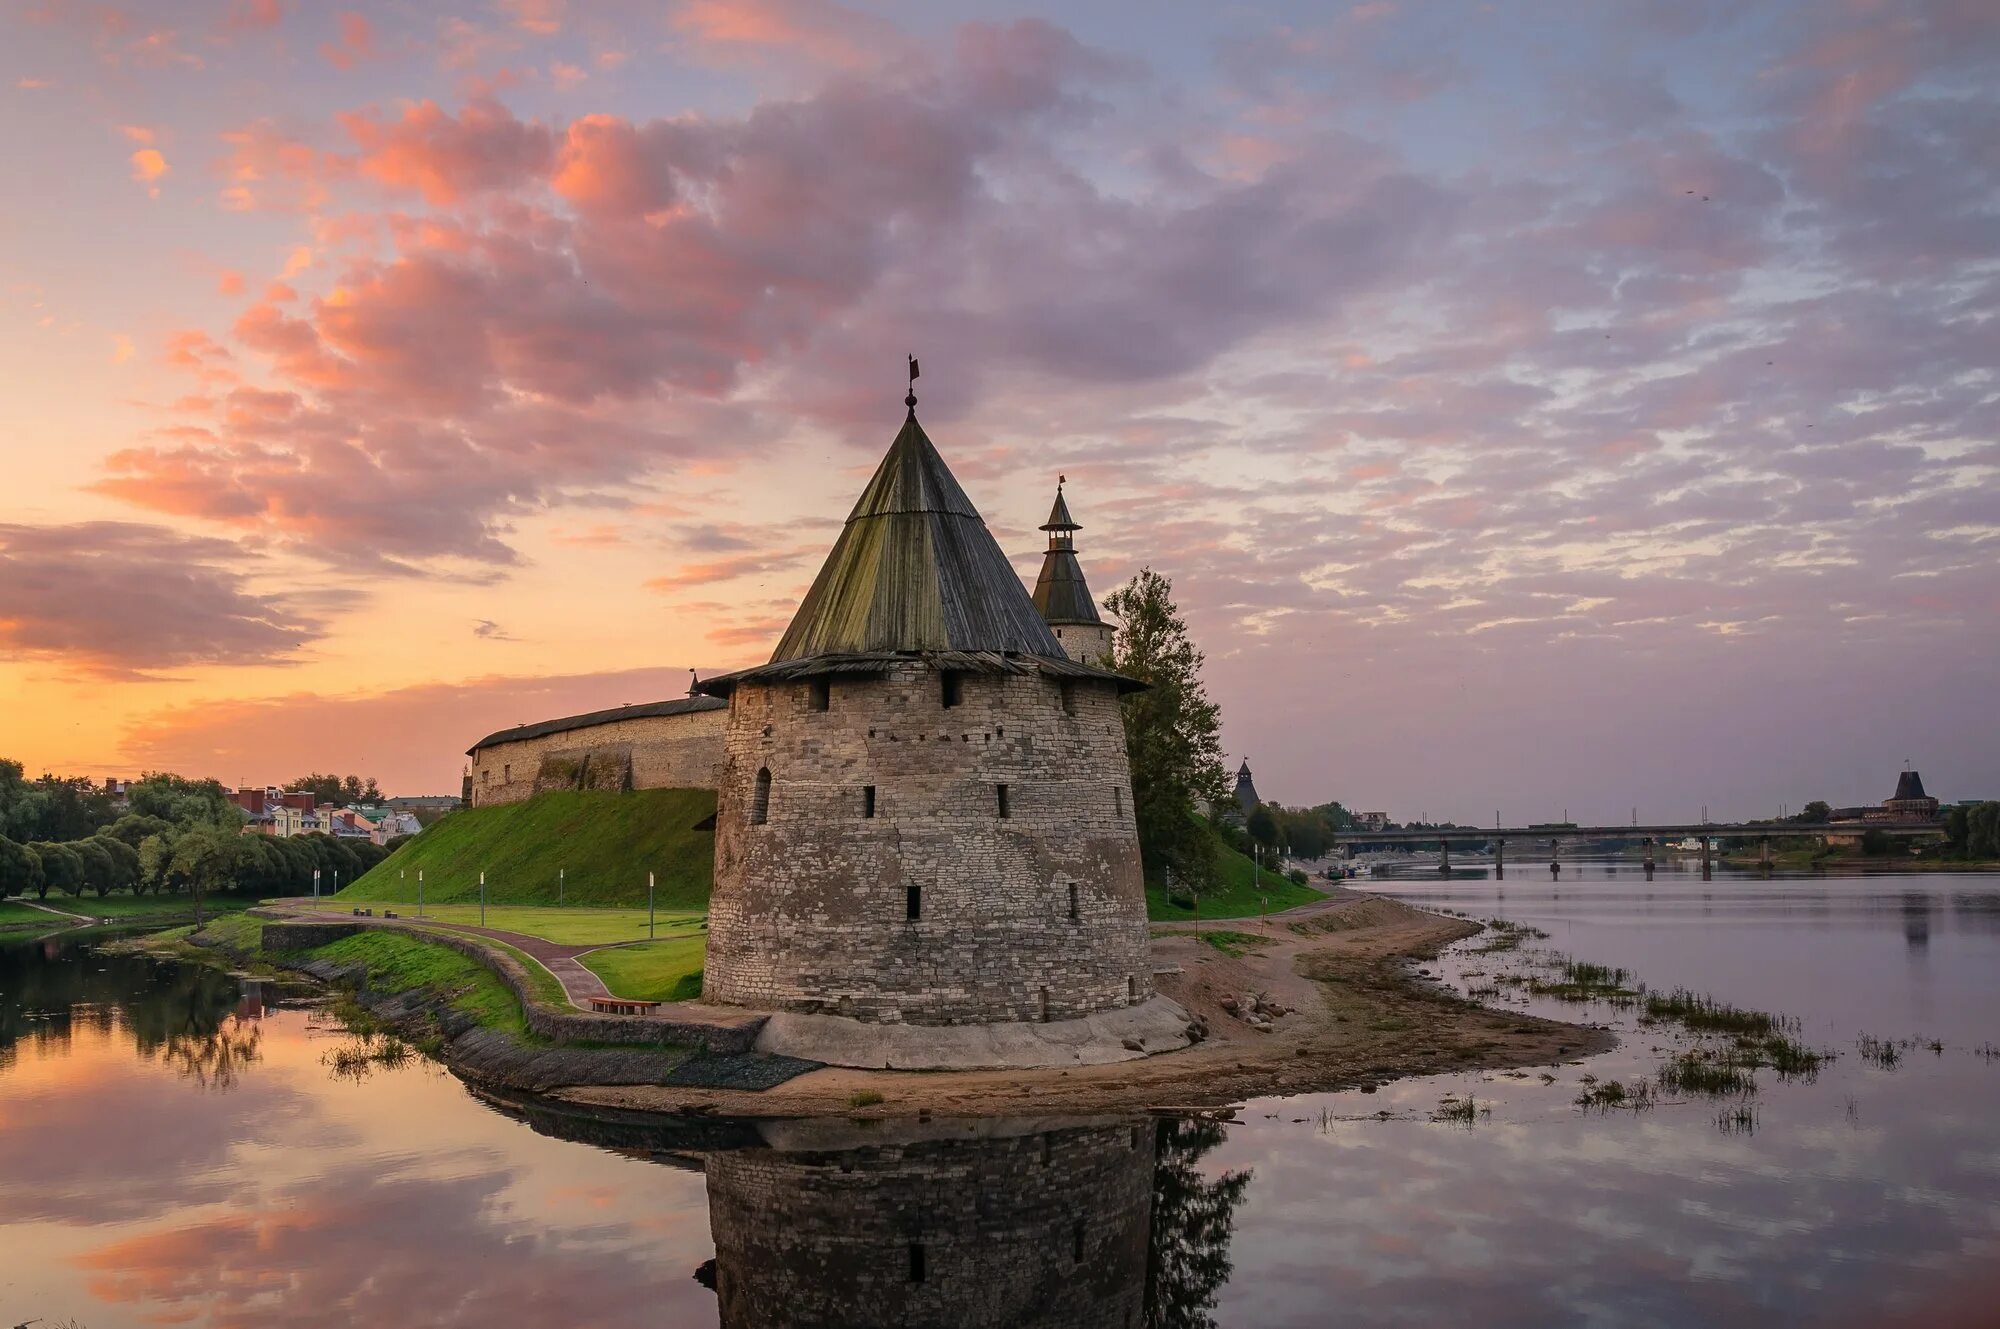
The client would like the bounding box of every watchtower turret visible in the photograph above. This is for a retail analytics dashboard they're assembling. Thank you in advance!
[1030,478,1116,667]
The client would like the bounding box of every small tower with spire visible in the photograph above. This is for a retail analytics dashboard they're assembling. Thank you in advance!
[1031,477,1116,667]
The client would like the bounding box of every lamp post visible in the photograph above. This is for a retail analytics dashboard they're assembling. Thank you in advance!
[648,872,655,940]
[559,867,564,907]
[480,870,486,927]
[417,869,424,918]
[312,868,320,901]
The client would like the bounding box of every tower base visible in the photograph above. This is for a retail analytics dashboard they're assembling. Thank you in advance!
[750,995,1196,1071]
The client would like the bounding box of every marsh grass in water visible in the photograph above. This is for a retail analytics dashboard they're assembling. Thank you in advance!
[324,1032,416,1080]
[1524,955,1639,1004]
[1430,1094,1488,1125]
[1470,918,1551,954]
[1641,989,1780,1037]
[1657,1049,1758,1098]
[1575,1077,1654,1111]
[1715,1102,1759,1135]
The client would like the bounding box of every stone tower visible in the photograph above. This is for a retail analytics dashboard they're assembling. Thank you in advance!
[695,393,1185,1059]
[1029,479,1116,667]
[1233,759,1261,813]
[703,1122,1153,1328]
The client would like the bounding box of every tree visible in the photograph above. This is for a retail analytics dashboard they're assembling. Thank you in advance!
[1969,802,2000,861]
[1245,805,1279,854]
[284,773,383,807]
[93,833,143,894]
[68,838,116,897]
[138,832,178,895]
[1145,1116,1251,1329]
[167,827,238,925]
[30,842,84,898]
[1106,569,1228,893]
[104,813,175,849]
[128,773,236,829]
[1796,800,1832,824]
[0,836,42,900]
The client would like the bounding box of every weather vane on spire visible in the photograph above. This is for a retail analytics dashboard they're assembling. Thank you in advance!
[905,354,920,412]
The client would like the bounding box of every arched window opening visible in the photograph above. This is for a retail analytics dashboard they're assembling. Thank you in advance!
[750,768,772,825]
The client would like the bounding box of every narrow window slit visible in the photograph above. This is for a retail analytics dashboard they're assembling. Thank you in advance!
[906,884,921,921]
[809,678,831,712]
[908,1242,926,1284]
[997,784,1010,819]
[750,768,771,825]
[1068,882,1079,920]
[863,785,877,819]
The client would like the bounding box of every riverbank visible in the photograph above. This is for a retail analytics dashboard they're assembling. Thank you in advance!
[143,889,1609,1116]
[563,891,1610,1117]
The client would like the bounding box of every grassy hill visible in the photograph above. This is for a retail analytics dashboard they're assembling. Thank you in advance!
[338,788,716,909]
[1145,818,1325,920]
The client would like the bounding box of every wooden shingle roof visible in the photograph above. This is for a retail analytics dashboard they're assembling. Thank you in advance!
[766,409,1064,663]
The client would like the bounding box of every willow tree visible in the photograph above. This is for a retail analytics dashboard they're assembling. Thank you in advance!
[1105,568,1228,893]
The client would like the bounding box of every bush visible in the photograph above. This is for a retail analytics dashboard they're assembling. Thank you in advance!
[1287,868,1308,885]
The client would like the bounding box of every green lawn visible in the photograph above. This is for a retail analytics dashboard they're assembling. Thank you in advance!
[578,935,707,1002]
[1145,824,1325,921]
[0,899,68,928]
[0,892,258,921]
[296,900,705,947]
[337,788,717,908]
[284,928,530,1036]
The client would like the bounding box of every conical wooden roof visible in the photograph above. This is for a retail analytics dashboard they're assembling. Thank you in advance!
[769,410,1064,663]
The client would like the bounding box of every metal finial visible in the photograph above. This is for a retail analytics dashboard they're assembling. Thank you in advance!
[905,354,920,413]
[1058,474,1066,487]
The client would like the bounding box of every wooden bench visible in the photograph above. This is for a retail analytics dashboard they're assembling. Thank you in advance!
[589,997,661,1015]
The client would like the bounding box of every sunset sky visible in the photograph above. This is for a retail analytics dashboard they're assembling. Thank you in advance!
[2,0,1994,823]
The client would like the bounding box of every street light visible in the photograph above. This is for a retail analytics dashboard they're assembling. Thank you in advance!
[418,868,424,918]
[648,871,656,939]
[479,870,486,927]
[559,867,565,907]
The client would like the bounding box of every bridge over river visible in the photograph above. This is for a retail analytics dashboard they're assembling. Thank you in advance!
[1331,820,1945,878]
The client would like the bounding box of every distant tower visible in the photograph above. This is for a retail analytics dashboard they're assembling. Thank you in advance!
[1030,478,1116,667]
[1233,759,1261,814]
[694,388,1173,1042]
[1883,768,1939,822]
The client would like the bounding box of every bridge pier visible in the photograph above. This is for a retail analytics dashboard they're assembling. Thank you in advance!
[1494,839,1504,880]
[1758,835,1773,872]
[1701,835,1712,881]
[1549,839,1561,878]
[1643,835,1656,881]
[1437,839,1452,875]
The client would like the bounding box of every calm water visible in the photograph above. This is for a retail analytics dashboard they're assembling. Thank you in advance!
[4,864,1999,1328]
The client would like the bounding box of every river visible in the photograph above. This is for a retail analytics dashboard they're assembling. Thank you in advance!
[3,863,1997,1328]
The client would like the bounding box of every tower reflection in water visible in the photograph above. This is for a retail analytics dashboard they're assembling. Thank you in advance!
[478,1092,1248,1329]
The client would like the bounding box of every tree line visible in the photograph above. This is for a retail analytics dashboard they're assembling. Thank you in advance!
[0,760,397,910]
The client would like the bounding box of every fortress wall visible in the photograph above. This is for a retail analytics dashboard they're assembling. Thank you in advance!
[703,664,1153,1026]
[468,707,727,807]
[705,1124,1153,1329]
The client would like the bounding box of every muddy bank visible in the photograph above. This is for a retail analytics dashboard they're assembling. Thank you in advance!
[562,891,1614,1119]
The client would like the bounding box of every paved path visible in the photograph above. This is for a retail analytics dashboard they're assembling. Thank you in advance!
[13,899,94,925]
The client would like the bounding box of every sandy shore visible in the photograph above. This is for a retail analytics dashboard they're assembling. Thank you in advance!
[558,889,1613,1118]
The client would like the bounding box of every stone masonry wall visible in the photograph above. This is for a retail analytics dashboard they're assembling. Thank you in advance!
[705,1123,1152,1329]
[469,707,727,807]
[1049,621,1116,668]
[704,663,1153,1026]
